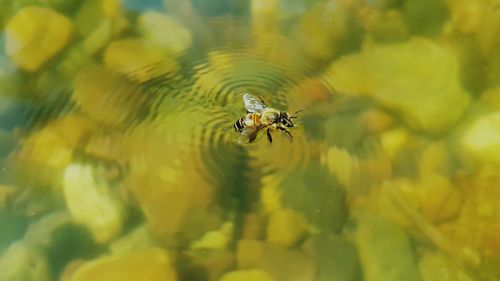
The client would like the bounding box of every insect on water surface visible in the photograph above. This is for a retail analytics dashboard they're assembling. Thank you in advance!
[233,93,302,143]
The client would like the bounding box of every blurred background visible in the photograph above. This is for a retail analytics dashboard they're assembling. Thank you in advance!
[0,0,499,280]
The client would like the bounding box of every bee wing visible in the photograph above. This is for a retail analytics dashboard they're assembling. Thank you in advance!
[239,125,266,143]
[243,93,267,113]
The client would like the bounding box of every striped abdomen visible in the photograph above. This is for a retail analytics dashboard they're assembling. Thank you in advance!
[234,117,245,132]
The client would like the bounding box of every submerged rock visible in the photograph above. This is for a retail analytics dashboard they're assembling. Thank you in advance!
[416,174,462,223]
[123,121,214,244]
[279,162,346,233]
[69,248,177,281]
[462,112,500,164]
[190,222,233,250]
[13,127,73,189]
[256,245,316,281]
[324,38,470,134]
[266,208,308,246]
[0,242,51,281]
[419,252,476,281]
[296,1,353,60]
[183,250,234,281]
[236,240,316,281]
[5,6,73,71]
[251,0,280,32]
[72,66,146,126]
[219,269,275,281]
[110,225,155,255]
[355,213,420,281]
[138,12,192,56]
[104,38,178,83]
[308,234,360,281]
[237,239,265,269]
[63,163,124,243]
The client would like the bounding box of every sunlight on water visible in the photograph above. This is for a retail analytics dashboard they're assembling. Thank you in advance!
[0,0,499,281]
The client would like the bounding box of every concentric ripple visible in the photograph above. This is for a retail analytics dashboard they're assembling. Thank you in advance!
[131,17,323,187]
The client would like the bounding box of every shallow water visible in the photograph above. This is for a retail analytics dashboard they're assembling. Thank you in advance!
[1,0,500,281]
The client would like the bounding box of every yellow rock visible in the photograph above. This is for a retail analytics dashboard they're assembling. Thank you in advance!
[46,114,98,148]
[380,128,408,158]
[11,114,97,190]
[357,179,419,228]
[448,0,484,35]
[297,1,348,59]
[102,0,122,19]
[236,239,265,269]
[5,6,73,71]
[75,0,127,37]
[104,38,178,83]
[419,252,475,281]
[63,163,124,243]
[416,174,463,223]
[219,269,275,281]
[251,0,279,32]
[18,128,72,169]
[462,112,500,164]
[266,208,308,246]
[84,131,125,163]
[445,168,500,262]
[322,146,358,187]
[324,38,470,134]
[138,12,192,56]
[13,126,73,189]
[123,122,214,242]
[79,0,128,55]
[110,225,155,255]
[190,222,233,250]
[73,66,146,126]
[83,21,113,55]
[69,248,177,281]
[260,178,282,213]
[418,142,450,178]
[361,110,394,133]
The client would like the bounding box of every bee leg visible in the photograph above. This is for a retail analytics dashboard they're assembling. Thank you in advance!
[278,127,293,138]
[266,128,273,143]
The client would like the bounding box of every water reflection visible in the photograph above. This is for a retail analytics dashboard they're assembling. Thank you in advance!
[0,0,498,281]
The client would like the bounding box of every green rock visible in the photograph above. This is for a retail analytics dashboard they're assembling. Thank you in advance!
[355,213,420,281]
[324,38,470,135]
[0,242,51,281]
[402,0,448,36]
[74,0,103,36]
[312,234,360,281]
[46,223,100,278]
[280,162,346,232]
[0,210,28,253]
[0,129,16,157]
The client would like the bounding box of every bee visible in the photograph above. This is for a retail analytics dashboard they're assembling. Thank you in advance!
[233,93,302,143]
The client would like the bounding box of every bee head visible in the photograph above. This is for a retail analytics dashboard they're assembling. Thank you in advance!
[279,112,295,128]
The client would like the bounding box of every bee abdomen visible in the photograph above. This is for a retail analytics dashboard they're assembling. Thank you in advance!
[234,117,245,132]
